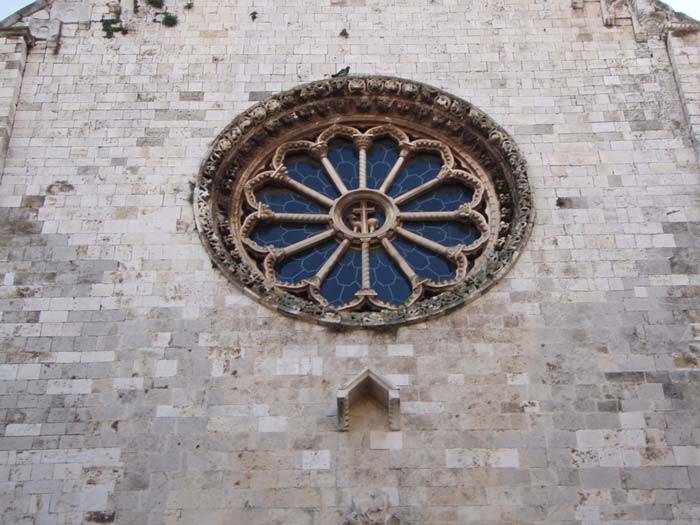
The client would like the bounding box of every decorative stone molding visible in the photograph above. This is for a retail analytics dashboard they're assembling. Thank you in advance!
[595,0,700,41]
[342,491,402,525]
[0,26,36,48]
[635,0,700,37]
[600,0,649,41]
[662,21,700,38]
[337,369,400,431]
[194,75,533,328]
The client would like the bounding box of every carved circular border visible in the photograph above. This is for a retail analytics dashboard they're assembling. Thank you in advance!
[194,75,534,328]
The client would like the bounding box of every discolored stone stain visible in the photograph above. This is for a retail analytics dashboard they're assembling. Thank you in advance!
[642,432,671,463]
[0,208,41,235]
[84,511,115,523]
[179,91,204,101]
[21,195,45,208]
[555,197,573,208]
[662,382,684,399]
[188,181,195,204]
[674,352,699,368]
[124,472,148,490]
[604,372,645,383]
[670,248,700,274]
[248,91,273,101]
[330,0,367,5]
[46,180,74,194]
[15,286,40,298]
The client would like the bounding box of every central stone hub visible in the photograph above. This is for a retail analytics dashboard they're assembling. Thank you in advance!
[344,200,384,234]
[331,189,397,242]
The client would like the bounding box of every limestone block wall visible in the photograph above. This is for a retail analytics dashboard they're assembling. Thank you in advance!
[0,0,698,524]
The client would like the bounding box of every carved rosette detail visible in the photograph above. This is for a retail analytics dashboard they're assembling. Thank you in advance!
[194,76,534,328]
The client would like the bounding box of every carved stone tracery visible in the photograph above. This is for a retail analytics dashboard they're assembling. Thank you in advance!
[240,123,490,310]
[194,76,534,328]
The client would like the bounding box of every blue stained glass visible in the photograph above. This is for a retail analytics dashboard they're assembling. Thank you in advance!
[370,248,413,305]
[285,154,340,199]
[400,183,474,212]
[367,139,401,189]
[387,154,443,198]
[251,223,328,249]
[327,140,359,190]
[321,249,362,305]
[276,240,338,283]
[403,221,479,247]
[255,187,328,214]
[393,237,455,282]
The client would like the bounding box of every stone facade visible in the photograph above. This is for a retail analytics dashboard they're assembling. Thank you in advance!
[0,0,699,524]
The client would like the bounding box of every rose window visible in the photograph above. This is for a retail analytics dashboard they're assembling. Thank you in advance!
[195,76,533,327]
[242,124,489,310]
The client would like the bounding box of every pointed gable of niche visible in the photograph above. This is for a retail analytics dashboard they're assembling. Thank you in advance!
[337,368,400,431]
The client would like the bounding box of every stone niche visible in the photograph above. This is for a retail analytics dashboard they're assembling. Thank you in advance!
[337,368,400,432]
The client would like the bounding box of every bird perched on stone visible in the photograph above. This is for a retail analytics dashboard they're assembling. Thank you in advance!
[332,66,350,78]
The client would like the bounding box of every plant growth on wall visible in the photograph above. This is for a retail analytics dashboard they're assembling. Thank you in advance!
[101,0,183,38]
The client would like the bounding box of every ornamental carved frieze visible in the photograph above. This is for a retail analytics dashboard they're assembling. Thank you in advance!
[194,76,534,328]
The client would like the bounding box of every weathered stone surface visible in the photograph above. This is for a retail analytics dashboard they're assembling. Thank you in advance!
[0,0,698,523]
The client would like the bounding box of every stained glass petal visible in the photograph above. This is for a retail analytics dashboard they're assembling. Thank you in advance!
[403,221,479,247]
[250,223,328,249]
[399,183,474,212]
[255,187,329,214]
[285,154,340,199]
[275,240,338,284]
[367,139,401,189]
[393,237,456,282]
[370,247,413,305]
[327,140,359,190]
[387,154,443,198]
[320,249,363,305]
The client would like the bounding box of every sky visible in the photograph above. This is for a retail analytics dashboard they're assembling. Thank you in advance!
[666,0,700,19]
[1,0,699,26]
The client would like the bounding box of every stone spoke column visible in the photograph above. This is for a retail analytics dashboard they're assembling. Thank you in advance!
[0,27,33,177]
